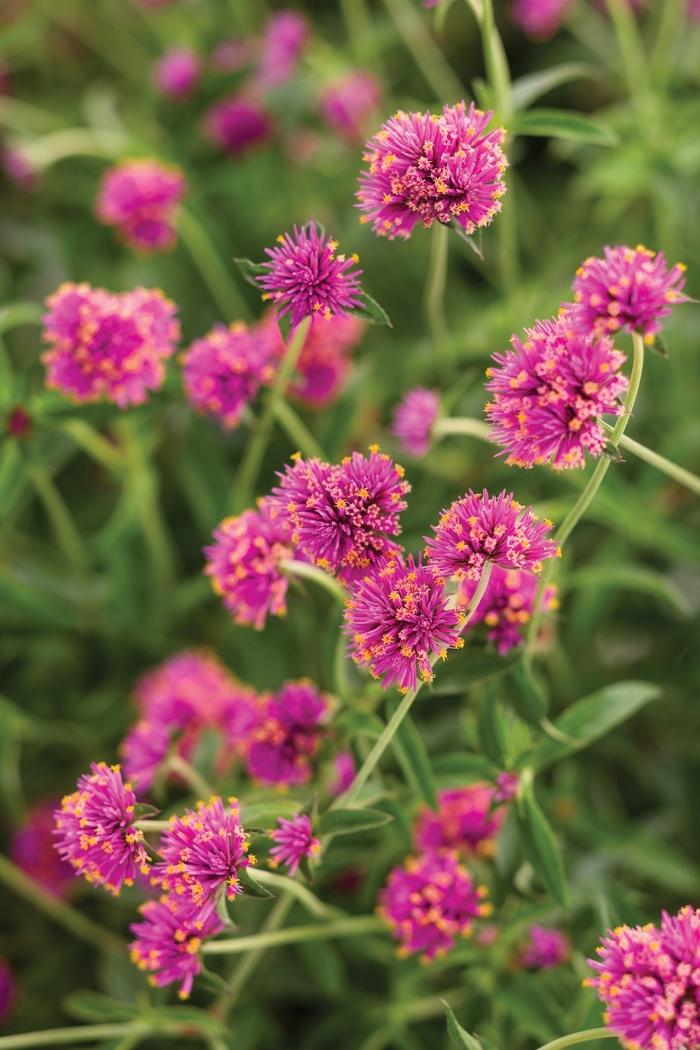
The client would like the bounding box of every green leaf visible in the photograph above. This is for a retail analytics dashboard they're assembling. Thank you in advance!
[444,1002,486,1049]
[62,992,138,1023]
[511,663,548,726]
[238,867,275,899]
[477,692,508,766]
[513,109,618,145]
[432,752,497,783]
[346,290,392,327]
[531,680,661,770]
[451,221,484,258]
[233,257,267,288]
[516,780,568,906]
[319,806,393,838]
[566,565,692,619]
[387,701,438,809]
[511,63,599,112]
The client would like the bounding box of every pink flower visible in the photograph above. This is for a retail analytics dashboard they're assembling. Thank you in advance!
[0,958,17,1024]
[357,101,507,240]
[425,489,559,581]
[284,314,364,408]
[319,71,381,142]
[153,48,200,99]
[520,924,570,969]
[270,814,320,875]
[510,0,571,39]
[42,282,178,407]
[494,771,520,802]
[254,10,308,90]
[10,801,74,898]
[203,94,273,156]
[414,785,504,856]
[330,751,357,796]
[379,851,491,960]
[96,160,185,253]
[130,896,223,999]
[2,145,37,190]
[53,762,150,895]
[457,566,558,653]
[256,222,364,327]
[689,0,700,20]
[246,681,328,787]
[391,387,440,457]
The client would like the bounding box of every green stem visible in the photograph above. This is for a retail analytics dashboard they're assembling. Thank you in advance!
[650,0,685,89]
[178,208,249,322]
[168,754,214,799]
[22,128,128,170]
[253,870,338,919]
[535,1030,615,1050]
[604,0,650,115]
[27,463,89,573]
[381,0,465,102]
[273,399,325,459]
[54,419,125,474]
[0,1026,150,1049]
[202,915,384,955]
[434,417,492,441]
[479,0,512,120]
[0,302,44,336]
[615,433,700,497]
[118,418,175,590]
[280,558,347,604]
[134,819,170,832]
[424,223,452,379]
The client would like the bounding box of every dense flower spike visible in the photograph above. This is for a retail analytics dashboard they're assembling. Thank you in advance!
[566,245,689,343]
[426,489,559,581]
[319,71,381,141]
[256,222,364,327]
[345,555,463,692]
[203,94,272,155]
[457,566,558,653]
[153,48,200,99]
[391,387,440,457]
[11,801,74,898]
[246,681,328,787]
[130,896,223,999]
[587,906,700,1050]
[53,763,150,894]
[42,283,178,407]
[510,0,572,39]
[204,501,295,629]
[270,448,409,583]
[96,160,185,253]
[254,10,308,90]
[269,814,320,875]
[414,785,505,856]
[520,924,569,969]
[379,850,490,960]
[357,101,507,240]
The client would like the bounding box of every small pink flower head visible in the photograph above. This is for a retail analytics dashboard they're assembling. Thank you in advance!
[494,771,520,802]
[287,314,364,408]
[182,320,277,430]
[53,762,150,895]
[566,244,689,343]
[270,448,410,583]
[246,680,328,787]
[391,387,440,457]
[96,160,185,253]
[203,94,273,155]
[153,48,200,99]
[0,958,17,1024]
[130,896,223,999]
[257,222,364,327]
[379,851,491,960]
[2,144,38,190]
[486,317,628,471]
[587,906,700,1050]
[415,784,504,857]
[357,101,507,240]
[345,555,463,692]
[42,283,178,407]
[520,924,570,969]
[319,71,381,142]
[10,801,74,898]
[204,501,295,629]
[330,751,357,796]
[270,814,320,875]
[210,37,252,73]
[426,489,559,581]
[690,0,700,20]
[457,566,559,653]
[5,405,32,438]
[510,0,571,39]
[255,10,308,90]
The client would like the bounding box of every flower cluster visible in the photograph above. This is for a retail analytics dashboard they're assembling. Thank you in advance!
[270,814,320,875]
[283,314,364,407]
[96,160,185,253]
[415,784,505,857]
[458,565,558,653]
[246,680,328,787]
[203,95,273,155]
[391,387,440,457]
[130,896,223,1000]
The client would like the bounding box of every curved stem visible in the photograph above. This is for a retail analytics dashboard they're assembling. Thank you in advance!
[461,558,494,628]
[0,302,44,336]
[27,463,89,573]
[118,418,175,590]
[280,558,347,604]
[535,1030,615,1050]
[202,915,384,955]
[434,417,492,442]
[615,432,700,497]
[178,208,250,322]
[168,754,214,800]
[54,419,125,474]
[424,222,452,379]
[273,399,325,459]
[252,870,338,919]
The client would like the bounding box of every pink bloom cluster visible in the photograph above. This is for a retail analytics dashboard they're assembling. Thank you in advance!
[203,95,273,155]
[153,48,200,99]
[246,680,328,787]
[320,71,381,142]
[42,282,179,407]
[11,801,74,898]
[391,387,440,457]
[415,785,505,857]
[458,566,558,653]
[130,895,223,1000]
[270,814,320,875]
[520,924,570,969]
[511,0,572,39]
[96,160,185,253]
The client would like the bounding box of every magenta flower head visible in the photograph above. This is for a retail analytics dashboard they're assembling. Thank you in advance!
[255,10,308,90]
[319,71,381,142]
[510,0,571,39]
[586,906,700,1050]
[203,94,273,156]
[246,680,328,787]
[486,317,628,470]
[494,771,520,802]
[270,814,320,875]
[96,160,185,253]
[415,784,505,857]
[391,387,440,458]
[0,958,16,1024]
[330,751,357,796]
[285,314,364,407]
[153,48,200,99]
[566,244,689,343]
[520,924,570,969]
[357,101,507,240]
[53,762,150,895]
[256,222,364,327]
[2,144,38,190]
[204,500,295,629]
[458,566,558,653]
[43,283,178,408]
[11,800,74,898]
[130,896,223,999]
[345,555,464,692]
[426,489,559,581]
[379,851,491,960]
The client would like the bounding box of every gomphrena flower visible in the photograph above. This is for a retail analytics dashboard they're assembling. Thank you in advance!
[414,784,505,857]
[204,500,295,629]
[2,144,37,190]
[256,222,364,327]
[0,958,16,1025]
[357,101,507,240]
[130,896,223,999]
[203,94,272,156]
[182,320,277,430]
[510,0,571,39]
[270,448,410,583]
[153,48,200,99]
[11,800,74,898]
[285,314,364,408]
[586,906,700,1050]
[254,10,308,90]
[269,814,320,875]
[53,762,150,895]
[566,245,689,343]
[494,771,520,802]
[319,71,381,142]
[152,797,251,907]
[246,680,328,787]
[345,555,464,692]
[42,283,179,408]
[457,566,559,653]
[330,751,357,796]
[391,387,440,458]
[520,924,570,969]
[426,489,559,581]
[379,851,491,961]
[96,160,185,253]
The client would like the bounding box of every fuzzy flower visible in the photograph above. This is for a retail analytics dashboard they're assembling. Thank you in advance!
[510,0,571,38]
[345,555,464,692]
[130,896,223,999]
[415,784,505,857]
[0,958,16,1024]
[96,160,185,253]
[53,762,150,895]
[566,245,689,343]
[203,94,273,156]
[286,314,364,407]
[256,222,364,327]
[357,101,507,240]
[153,48,200,99]
[270,814,320,875]
[42,283,178,408]
[520,924,570,969]
[392,387,440,457]
[586,906,700,1050]
[379,851,491,960]
[486,317,628,470]
[204,501,295,629]
[11,801,74,898]
[426,489,559,581]
[457,566,558,653]
[255,10,308,90]
[246,681,328,787]
[330,751,357,796]
[319,71,381,142]
[270,448,409,583]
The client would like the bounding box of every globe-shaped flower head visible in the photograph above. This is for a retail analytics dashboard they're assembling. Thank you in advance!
[415,784,505,856]
[520,924,570,969]
[246,681,328,787]
[203,95,272,156]
[130,896,223,999]
[391,387,440,457]
[96,159,185,253]
[457,566,558,653]
[270,814,320,875]
[153,48,200,99]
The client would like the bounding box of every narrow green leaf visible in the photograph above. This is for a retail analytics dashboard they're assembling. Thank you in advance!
[513,108,618,145]
[451,221,484,258]
[63,992,138,1023]
[346,290,392,326]
[516,781,568,906]
[387,701,438,809]
[444,1002,486,1049]
[566,565,692,619]
[511,663,548,726]
[233,257,267,288]
[238,867,275,899]
[319,807,393,838]
[511,63,599,111]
